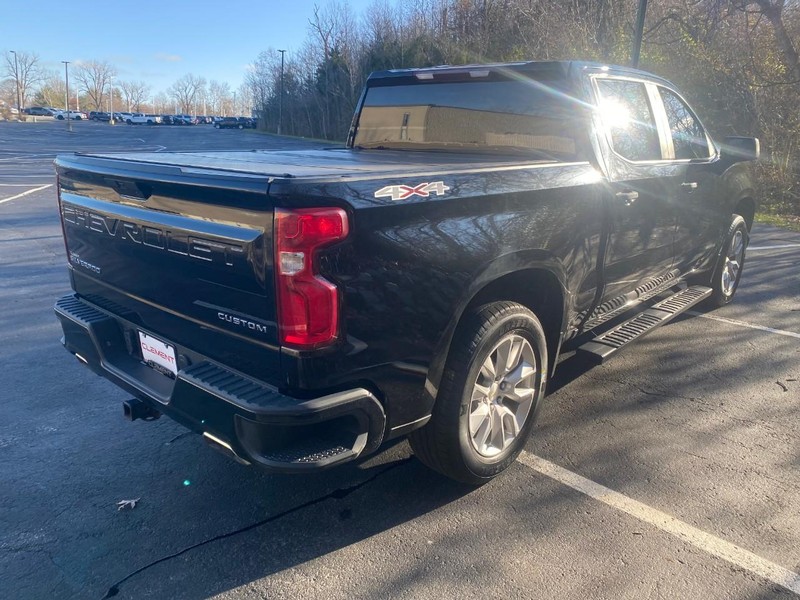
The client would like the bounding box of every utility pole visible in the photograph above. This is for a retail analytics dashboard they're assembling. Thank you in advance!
[278,49,286,135]
[631,0,648,68]
[10,51,22,120]
[62,61,72,132]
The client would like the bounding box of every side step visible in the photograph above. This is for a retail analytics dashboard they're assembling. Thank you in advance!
[577,286,711,364]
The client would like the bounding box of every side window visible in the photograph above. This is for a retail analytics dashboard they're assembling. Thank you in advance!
[659,87,712,160]
[595,79,661,162]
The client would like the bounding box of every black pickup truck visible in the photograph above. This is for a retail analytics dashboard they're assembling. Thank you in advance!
[54,61,759,484]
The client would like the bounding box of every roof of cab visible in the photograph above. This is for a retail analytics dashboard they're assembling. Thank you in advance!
[367,60,674,88]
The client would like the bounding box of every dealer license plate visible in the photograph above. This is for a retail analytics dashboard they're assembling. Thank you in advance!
[138,331,178,376]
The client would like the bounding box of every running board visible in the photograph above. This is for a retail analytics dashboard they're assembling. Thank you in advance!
[577,286,712,364]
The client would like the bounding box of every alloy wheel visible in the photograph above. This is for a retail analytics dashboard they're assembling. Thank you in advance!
[468,333,537,458]
[721,229,745,296]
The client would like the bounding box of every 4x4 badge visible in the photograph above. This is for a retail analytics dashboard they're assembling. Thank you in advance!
[374,181,450,201]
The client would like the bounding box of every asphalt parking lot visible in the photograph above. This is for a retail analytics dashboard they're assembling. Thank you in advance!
[1,120,799,600]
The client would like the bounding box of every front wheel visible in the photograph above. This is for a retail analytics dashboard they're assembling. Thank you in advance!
[705,215,749,308]
[409,302,548,485]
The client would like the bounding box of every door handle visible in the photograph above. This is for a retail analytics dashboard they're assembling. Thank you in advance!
[681,182,698,190]
[615,191,639,206]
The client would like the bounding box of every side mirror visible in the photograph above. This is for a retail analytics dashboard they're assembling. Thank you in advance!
[721,136,760,161]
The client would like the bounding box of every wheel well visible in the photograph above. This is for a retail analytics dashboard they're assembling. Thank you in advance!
[734,197,755,232]
[465,269,565,369]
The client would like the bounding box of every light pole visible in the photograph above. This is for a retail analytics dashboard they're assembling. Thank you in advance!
[109,75,115,124]
[10,51,22,120]
[62,61,72,132]
[631,0,648,68]
[278,49,286,135]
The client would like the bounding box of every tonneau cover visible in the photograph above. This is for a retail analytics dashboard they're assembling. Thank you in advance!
[80,148,555,180]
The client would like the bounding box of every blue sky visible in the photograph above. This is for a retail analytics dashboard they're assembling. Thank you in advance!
[2,0,374,95]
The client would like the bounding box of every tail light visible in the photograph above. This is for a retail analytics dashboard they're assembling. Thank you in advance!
[274,207,349,349]
[55,174,71,258]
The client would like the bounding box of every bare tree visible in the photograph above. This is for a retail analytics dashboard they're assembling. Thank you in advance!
[74,60,117,111]
[3,50,43,110]
[167,73,206,114]
[152,92,171,114]
[119,80,151,111]
[32,71,66,109]
[207,79,232,115]
[736,0,800,82]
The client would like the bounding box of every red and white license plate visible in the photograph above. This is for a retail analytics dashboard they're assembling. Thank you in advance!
[138,331,177,376]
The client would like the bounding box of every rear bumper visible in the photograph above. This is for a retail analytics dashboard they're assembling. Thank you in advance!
[54,294,386,472]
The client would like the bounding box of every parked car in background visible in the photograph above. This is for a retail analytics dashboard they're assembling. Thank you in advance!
[89,111,111,121]
[215,116,243,129]
[23,106,55,116]
[177,115,196,125]
[160,115,175,125]
[126,113,162,125]
[53,110,87,120]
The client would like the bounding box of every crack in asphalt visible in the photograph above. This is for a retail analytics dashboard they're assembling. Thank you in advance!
[165,431,194,445]
[99,456,413,599]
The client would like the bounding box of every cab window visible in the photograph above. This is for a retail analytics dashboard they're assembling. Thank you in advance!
[595,79,661,162]
[659,87,713,160]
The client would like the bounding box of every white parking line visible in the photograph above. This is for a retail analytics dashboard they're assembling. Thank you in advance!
[686,311,800,339]
[0,184,53,206]
[748,244,800,251]
[519,452,800,595]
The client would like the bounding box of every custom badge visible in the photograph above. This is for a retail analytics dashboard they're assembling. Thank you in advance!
[374,181,450,201]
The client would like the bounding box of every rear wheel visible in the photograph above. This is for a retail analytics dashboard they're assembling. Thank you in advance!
[409,302,547,485]
[705,215,748,308]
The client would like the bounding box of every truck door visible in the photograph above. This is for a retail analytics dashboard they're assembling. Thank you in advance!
[655,85,722,274]
[592,77,681,303]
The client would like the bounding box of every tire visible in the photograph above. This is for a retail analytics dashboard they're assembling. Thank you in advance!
[409,302,548,485]
[238,124,243,129]
[57,115,64,120]
[703,215,749,308]
[214,124,220,128]
[75,116,81,120]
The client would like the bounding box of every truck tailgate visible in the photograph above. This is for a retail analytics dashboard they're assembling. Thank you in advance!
[55,154,279,383]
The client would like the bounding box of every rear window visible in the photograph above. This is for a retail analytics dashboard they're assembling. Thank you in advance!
[353,77,588,160]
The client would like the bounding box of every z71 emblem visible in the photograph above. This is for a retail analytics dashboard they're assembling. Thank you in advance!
[374,181,451,201]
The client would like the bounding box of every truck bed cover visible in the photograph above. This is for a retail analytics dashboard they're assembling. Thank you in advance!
[74,148,559,181]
